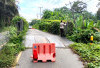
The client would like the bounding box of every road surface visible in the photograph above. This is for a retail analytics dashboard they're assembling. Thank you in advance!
[24,29,73,48]
[16,29,84,68]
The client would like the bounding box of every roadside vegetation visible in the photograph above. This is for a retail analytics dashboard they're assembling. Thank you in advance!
[0,0,29,68]
[70,43,100,68]
[0,16,29,68]
[0,0,19,32]
[0,27,11,33]
[30,1,100,68]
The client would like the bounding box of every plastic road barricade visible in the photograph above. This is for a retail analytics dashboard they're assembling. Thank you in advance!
[32,43,56,63]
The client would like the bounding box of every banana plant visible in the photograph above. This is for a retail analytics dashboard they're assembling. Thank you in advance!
[75,15,83,29]
[84,19,94,29]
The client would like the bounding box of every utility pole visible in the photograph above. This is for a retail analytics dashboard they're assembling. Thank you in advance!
[37,14,38,19]
[39,7,43,19]
[39,7,43,23]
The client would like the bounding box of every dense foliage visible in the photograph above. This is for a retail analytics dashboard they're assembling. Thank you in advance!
[42,7,69,20]
[32,2,100,44]
[67,29,93,43]
[70,43,100,68]
[12,16,29,32]
[37,1,97,43]
[94,32,100,42]
[33,20,60,35]
[0,16,28,68]
[71,1,87,13]
[29,19,40,26]
[66,22,74,36]
[0,0,18,28]
[97,8,100,20]
[42,7,96,22]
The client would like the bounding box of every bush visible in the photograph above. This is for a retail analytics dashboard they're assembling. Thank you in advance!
[48,22,60,34]
[1,43,17,55]
[12,16,29,32]
[39,22,49,30]
[0,43,16,68]
[0,32,26,68]
[87,63,96,68]
[32,23,40,29]
[9,26,26,52]
[66,22,74,36]
[29,19,40,26]
[70,43,100,68]
[33,20,75,35]
[0,16,28,68]
[38,21,60,35]
[67,29,93,43]
[95,20,100,29]
[94,32,100,41]
[9,26,17,40]
[0,54,15,68]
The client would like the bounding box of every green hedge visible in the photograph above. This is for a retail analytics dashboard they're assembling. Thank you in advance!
[41,19,66,22]
[66,22,74,36]
[38,21,60,35]
[32,19,75,35]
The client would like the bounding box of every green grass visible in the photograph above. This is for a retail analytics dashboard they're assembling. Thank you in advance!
[0,38,26,68]
[0,27,10,33]
[70,43,100,68]
[0,26,26,68]
[0,43,17,68]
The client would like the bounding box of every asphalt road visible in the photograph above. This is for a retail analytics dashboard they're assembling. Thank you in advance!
[24,29,73,48]
[16,29,84,68]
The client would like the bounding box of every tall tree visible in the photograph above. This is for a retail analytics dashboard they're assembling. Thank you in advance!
[0,0,19,27]
[97,8,100,20]
[71,1,87,13]
[42,9,52,19]
[42,7,70,20]
[70,1,87,26]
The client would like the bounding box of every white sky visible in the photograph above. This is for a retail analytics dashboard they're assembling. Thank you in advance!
[16,0,99,22]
